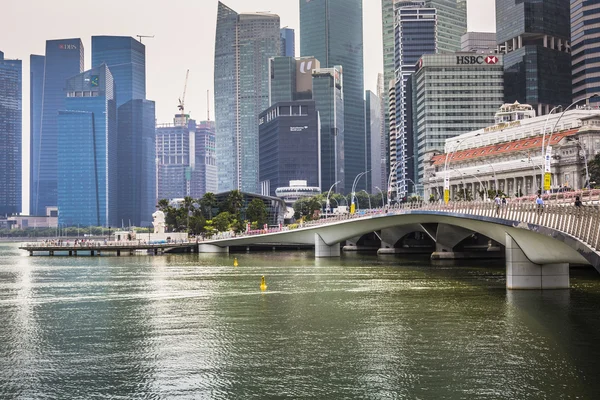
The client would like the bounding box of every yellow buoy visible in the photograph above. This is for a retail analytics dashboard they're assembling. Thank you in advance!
[260,275,267,291]
[233,257,238,267]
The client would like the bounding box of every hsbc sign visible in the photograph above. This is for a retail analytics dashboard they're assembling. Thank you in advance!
[456,55,499,65]
[58,44,78,50]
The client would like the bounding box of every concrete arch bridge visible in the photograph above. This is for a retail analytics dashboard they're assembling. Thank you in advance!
[200,199,600,290]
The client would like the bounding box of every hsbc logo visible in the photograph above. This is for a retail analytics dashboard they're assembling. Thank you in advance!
[456,55,499,65]
[58,44,78,50]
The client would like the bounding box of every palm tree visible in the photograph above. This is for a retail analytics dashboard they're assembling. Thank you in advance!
[200,192,218,219]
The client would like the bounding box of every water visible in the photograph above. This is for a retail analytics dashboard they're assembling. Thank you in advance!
[1,242,600,399]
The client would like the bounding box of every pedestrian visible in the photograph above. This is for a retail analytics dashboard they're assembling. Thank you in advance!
[494,194,501,215]
[575,196,582,208]
[501,195,507,207]
[536,194,544,214]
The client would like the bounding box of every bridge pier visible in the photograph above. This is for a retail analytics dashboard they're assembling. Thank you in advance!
[506,233,569,290]
[315,233,340,258]
[198,244,229,254]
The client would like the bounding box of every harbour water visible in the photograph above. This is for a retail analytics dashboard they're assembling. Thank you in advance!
[1,242,600,399]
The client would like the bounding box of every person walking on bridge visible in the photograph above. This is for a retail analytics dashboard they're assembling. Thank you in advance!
[494,194,501,215]
[536,194,544,214]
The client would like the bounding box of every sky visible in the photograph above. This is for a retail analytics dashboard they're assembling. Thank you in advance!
[1,0,495,214]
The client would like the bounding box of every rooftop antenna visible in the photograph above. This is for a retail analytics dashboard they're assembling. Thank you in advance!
[136,35,155,43]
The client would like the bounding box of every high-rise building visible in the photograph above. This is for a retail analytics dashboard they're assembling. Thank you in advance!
[156,118,193,201]
[92,36,155,227]
[57,64,117,227]
[117,99,156,227]
[388,80,397,199]
[29,54,44,215]
[31,39,84,216]
[214,2,281,194]
[572,1,600,104]
[300,0,365,193]
[259,101,320,196]
[461,32,497,53]
[394,2,437,197]
[412,53,504,189]
[92,36,145,107]
[190,121,218,198]
[280,28,295,57]
[0,51,22,216]
[497,0,572,115]
[366,86,385,195]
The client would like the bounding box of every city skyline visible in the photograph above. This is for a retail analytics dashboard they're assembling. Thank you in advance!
[2,0,495,214]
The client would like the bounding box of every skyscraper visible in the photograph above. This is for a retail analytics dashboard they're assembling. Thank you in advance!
[117,99,156,227]
[497,0,572,115]
[572,1,600,103]
[92,36,145,107]
[92,36,155,227]
[214,2,281,194]
[394,2,437,197]
[0,51,22,216]
[280,28,296,57]
[461,32,497,53]
[29,55,45,215]
[191,121,218,198]
[31,39,84,216]
[300,0,365,193]
[156,118,193,200]
[57,64,117,227]
[366,82,385,194]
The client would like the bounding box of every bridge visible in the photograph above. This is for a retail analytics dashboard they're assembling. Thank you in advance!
[199,193,600,291]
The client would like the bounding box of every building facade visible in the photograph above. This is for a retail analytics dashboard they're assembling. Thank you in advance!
[29,54,44,215]
[117,99,156,227]
[156,118,192,201]
[190,120,218,198]
[214,2,281,194]
[394,2,437,197]
[300,0,365,193]
[388,80,398,198]
[259,101,320,197]
[423,106,600,200]
[366,89,385,194]
[31,38,84,216]
[461,32,498,53]
[280,28,295,57]
[572,0,600,104]
[58,64,117,227]
[0,51,22,216]
[412,53,504,188]
[497,0,572,115]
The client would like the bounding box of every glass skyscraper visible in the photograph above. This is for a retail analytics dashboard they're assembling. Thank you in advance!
[0,51,22,216]
[31,38,84,217]
[92,36,155,227]
[214,2,281,194]
[58,64,117,227]
[190,121,218,198]
[300,0,364,193]
[29,54,44,215]
[497,0,572,115]
[117,99,156,227]
[395,2,437,198]
[572,1,600,104]
[280,28,296,57]
[156,119,192,200]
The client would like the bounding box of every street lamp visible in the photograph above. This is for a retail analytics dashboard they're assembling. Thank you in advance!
[521,160,543,194]
[386,161,400,207]
[566,137,591,190]
[451,168,467,200]
[375,186,385,208]
[443,134,480,202]
[359,190,372,210]
[351,170,371,213]
[326,180,342,218]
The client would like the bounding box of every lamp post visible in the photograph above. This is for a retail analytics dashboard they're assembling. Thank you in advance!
[375,186,385,208]
[326,180,342,218]
[567,137,591,190]
[522,160,543,195]
[359,190,372,210]
[351,170,370,214]
[443,134,480,203]
[386,161,400,207]
[451,169,467,200]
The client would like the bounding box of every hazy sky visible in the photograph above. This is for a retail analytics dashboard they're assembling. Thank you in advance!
[2,0,495,213]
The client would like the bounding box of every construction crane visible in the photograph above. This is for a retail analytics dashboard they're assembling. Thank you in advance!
[178,69,189,114]
[136,35,154,43]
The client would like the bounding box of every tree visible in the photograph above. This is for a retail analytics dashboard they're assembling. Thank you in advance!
[588,153,600,188]
[246,198,268,226]
[200,192,218,219]
[222,190,244,215]
[213,212,233,232]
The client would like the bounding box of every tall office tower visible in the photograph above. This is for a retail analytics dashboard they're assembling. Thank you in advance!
[387,80,397,199]
[300,0,365,193]
[394,2,437,198]
[461,32,497,53]
[214,2,281,194]
[497,0,572,115]
[57,65,117,227]
[266,56,344,193]
[412,53,504,186]
[367,86,385,194]
[92,36,155,227]
[29,55,44,215]
[117,99,156,227]
[280,28,295,57]
[0,51,22,216]
[572,1,600,104]
[31,39,84,216]
[156,118,193,200]
[190,121,218,198]
[92,36,145,107]
[375,74,388,194]
[382,0,466,183]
